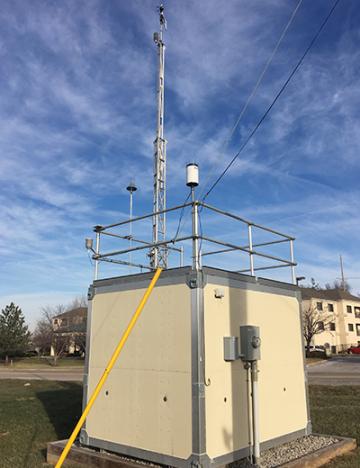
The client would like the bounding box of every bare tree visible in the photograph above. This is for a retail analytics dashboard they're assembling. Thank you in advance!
[74,333,87,355]
[302,304,334,354]
[334,279,351,292]
[66,295,87,310]
[325,280,351,292]
[309,278,321,290]
[51,333,68,366]
[33,305,67,366]
[305,278,352,293]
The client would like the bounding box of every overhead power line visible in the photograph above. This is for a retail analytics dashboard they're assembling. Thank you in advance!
[174,0,304,241]
[172,191,191,241]
[202,0,341,202]
[199,0,304,199]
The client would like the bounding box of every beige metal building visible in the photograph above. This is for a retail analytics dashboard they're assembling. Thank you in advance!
[301,288,360,353]
[80,267,310,467]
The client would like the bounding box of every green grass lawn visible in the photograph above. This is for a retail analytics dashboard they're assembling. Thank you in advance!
[0,356,84,368]
[0,380,82,468]
[310,386,360,467]
[0,382,359,467]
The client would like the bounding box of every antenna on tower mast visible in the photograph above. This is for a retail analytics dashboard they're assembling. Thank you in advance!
[150,3,167,269]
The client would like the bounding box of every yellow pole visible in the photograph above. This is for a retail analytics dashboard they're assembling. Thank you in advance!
[55,267,162,468]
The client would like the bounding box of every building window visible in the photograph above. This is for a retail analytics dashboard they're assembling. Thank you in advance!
[316,302,323,311]
[347,305,352,313]
[329,323,336,331]
[318,321,324,331]
[328,303,334,312]
[357,324,360,337]
[355,307,360,318]
[62,319,68,327]
[331,345,337,354]
[348,324,354,332]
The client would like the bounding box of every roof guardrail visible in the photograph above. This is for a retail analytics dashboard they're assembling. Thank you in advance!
[87,200,296,284]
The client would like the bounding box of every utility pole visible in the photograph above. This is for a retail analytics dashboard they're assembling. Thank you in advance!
[150,4,167,269]
[340,254,345,291]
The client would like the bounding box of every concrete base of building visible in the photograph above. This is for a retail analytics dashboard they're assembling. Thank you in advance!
[47,440,145,468]
[47,436,356,468]
[281,435,356,468]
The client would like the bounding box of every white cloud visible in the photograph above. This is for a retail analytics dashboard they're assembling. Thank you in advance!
[0,0,359,316]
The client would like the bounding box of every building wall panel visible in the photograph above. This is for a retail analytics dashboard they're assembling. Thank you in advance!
[85,282,192,460]
[204,283,308,459]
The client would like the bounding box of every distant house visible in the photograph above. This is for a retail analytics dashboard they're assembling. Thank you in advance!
[52,307,87,355]
[301,288,360,353]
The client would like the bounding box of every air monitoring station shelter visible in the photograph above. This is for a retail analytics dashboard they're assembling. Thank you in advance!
[79,5,310,468]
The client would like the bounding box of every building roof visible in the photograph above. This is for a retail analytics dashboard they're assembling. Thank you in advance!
[301,288,360,303]
[53,307,87,320]
[53,307,87,334]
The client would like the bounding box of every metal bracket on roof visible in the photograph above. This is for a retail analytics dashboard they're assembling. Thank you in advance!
[187,271,204,289]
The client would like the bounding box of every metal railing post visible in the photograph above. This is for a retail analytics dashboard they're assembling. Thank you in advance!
[192,200,200,271]
[89,201,296,280]
[248,224,254,276]
[94,231,100,280]
[129,190,133,273]
[290,240,296,285]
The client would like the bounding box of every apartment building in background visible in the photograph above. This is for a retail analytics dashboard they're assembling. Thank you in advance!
[52,306,87,355]
[301,288,360,353]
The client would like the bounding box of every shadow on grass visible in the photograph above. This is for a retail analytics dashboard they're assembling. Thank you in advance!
[36,381,83,440]
[310,385,360,467]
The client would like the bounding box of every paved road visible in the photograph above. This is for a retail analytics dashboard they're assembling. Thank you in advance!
[0,367,83,381]
[2,356,360,385]
[307,355,360,385]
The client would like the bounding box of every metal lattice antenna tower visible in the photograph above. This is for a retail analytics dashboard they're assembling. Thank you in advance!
[150,4,167,269]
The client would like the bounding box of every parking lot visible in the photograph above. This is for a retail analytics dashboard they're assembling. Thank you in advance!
[307,354,360,385]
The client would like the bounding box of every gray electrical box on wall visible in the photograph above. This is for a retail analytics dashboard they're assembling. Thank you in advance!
[240,325,261,361]
[223,336,239,361]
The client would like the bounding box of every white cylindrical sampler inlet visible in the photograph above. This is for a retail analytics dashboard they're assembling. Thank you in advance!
[186,163,199,187]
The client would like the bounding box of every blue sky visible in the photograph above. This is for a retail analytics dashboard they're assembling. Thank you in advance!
[0,0,359,329]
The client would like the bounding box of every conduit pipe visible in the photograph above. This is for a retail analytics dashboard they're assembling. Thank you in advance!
[250,360,260,465]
